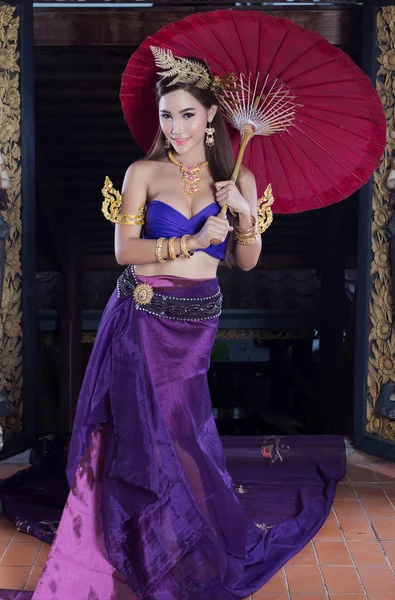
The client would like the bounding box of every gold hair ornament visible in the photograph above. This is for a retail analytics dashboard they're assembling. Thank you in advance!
[101,176,146,226]
[257,184,274,234]
[151,46,212,90]
[150,46,236,98]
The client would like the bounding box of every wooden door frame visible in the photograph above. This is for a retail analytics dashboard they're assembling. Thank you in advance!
[354,0,395,460]
[0,0,36,459]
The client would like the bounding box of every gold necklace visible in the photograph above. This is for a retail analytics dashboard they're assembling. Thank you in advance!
[168,151,208,215]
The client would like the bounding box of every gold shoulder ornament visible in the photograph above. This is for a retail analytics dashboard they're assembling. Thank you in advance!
[257,184,274,234]
[101,176,146,226]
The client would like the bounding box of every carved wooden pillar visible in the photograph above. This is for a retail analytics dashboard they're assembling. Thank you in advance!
[0,1,36,454]
[355,4,395,455]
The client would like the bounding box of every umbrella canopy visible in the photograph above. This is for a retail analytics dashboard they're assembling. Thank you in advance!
[120,10,386,214]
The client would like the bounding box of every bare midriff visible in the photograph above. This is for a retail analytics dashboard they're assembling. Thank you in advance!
[134,251,220,280]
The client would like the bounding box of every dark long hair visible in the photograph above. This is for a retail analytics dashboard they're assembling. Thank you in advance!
[145,62,237,265]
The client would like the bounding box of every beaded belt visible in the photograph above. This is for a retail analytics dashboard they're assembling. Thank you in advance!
[117,265,222,322]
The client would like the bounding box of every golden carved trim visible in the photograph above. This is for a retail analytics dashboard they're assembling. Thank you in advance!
[366,6,395,442]
[0,3,22,437]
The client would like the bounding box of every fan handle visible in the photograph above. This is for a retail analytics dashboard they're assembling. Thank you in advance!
[210,125,255,245]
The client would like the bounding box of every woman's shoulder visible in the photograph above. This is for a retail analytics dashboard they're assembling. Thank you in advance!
[239,165,256,182]
[123,159,166,186]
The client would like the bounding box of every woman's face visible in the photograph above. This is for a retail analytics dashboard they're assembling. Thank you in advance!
[159,89,216,156]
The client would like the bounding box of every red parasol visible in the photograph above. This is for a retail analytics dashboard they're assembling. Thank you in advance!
[120,10,386,214]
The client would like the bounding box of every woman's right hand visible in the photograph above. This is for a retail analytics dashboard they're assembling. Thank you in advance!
[190,215,233,250]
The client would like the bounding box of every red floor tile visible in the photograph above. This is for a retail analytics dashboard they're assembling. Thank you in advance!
[313,514,343,542]
[323,597,366,600]
[1,542,40,567]
[373,463,395,483]
[372,518,395,541]
[382,541,395,564]
[0,542,9,559]
[253,594,288,599]
[347,465,378,482]
[314,541,352,565]
[382,482,395,499]
[0,520,16,542]
[348,540,387,565]
[256,570,287,593]
[285,565,325,593]
[321,565,363,594]
[11,531,41,545]
[284,596,327,600]
[36,543,50,566]
[335,483,357,499]
[0,566,31,589]
[287,542,317,566]
[333,499,365,520]
[362,497,395,520]
[24,565,43,592]
[357,564,395,593]
[340,517,376,541]
[354,482,387,499]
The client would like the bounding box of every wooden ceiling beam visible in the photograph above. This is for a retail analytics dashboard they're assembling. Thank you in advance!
[34,8,359,47]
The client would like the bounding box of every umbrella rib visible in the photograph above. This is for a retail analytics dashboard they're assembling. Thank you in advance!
[291,124,365,184]
[292,77,366,91]
[283,58,337,86]
[256,13,263,75]
[264,29,289,78]
[297,106,386,140]
[266,135,299,211]
[169,21,235,73]
[294,112,381,158]
[275,40,322,80]
[275,133,324,210]
[230,10,251,73]
[294,117,382,167]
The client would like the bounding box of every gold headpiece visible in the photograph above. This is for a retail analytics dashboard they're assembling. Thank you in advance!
[150,46,236,98]
[151,46,212,90]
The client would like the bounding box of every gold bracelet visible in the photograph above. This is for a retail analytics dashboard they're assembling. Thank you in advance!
[235,215,258,245]
[155,237,167,263]
[168,236,178,261]
[180,234,194,259]
[235,215,257,235]
[235,233,258,246]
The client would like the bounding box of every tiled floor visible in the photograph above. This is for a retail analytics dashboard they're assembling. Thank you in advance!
[0,446,394,597]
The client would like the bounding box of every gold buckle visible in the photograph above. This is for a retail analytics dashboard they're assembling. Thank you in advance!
[133,283,154,306]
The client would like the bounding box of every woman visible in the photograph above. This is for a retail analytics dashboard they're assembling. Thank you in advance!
[25,51,345,600]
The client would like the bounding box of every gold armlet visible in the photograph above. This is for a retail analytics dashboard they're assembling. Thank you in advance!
[257,184,274,234]
[101,176,146,226]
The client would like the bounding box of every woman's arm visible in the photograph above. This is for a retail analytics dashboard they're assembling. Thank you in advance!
[114,161,196,265]
[234,168,262,271]
[215,167,262,271]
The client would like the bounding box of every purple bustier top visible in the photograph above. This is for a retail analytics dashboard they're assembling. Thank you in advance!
[142,200,227,261]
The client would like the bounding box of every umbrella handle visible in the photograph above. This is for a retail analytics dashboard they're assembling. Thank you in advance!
[211,127,255,244]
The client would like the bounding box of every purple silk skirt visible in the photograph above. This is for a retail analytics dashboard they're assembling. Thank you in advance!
[0,272,345,600]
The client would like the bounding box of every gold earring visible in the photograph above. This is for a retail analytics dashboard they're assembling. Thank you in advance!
[165,138,171,149]
[205,124,215,147]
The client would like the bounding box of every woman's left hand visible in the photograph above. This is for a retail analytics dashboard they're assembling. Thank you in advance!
[215,180,250,217]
